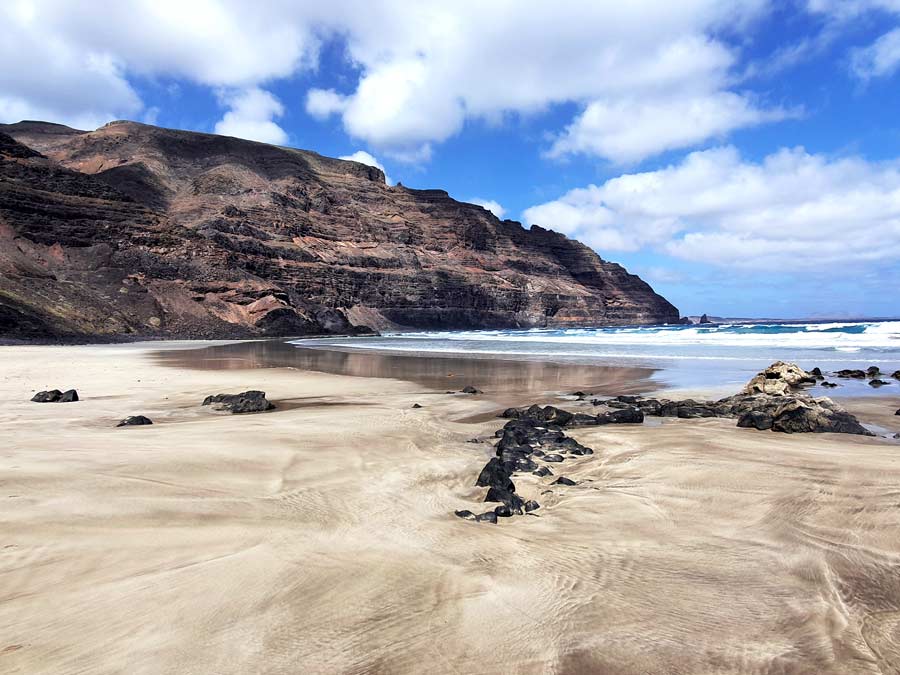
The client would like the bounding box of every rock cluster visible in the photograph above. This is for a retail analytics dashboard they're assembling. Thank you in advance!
[597,360,874,436]
[31,389,78,403]
[201,391,275,414]
[457,404,644,523]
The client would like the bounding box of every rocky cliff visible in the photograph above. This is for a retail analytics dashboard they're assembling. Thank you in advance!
[0,120,678,340]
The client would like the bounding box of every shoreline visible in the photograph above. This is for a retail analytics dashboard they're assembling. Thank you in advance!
[2,342,900,673]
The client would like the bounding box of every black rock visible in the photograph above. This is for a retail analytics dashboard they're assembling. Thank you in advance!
[736,410,774,430]
[810,367,824,380]
[411,403,422,408]
[820,381,838,388]
[484,486,524,514]
[494,504,513,518]
[570,412,601,426]
[895,408,900,416]
[867,366,881,377]
[454,509,477,521]
[31,389,78,403]
[532,466,553,477]
[519,404,575,427]
[596,407,644,424]
[461,385,481,394]
[699,313,712,324]
[31,389,62,403]
[892,370,900,380]
[117,415,153,427]
[835,369,866,379]
[869,379,889,387]
[543,454,564,463]
[553,476,576,486]
[475,457,514,491]
[770,401,873,436]
[475,511,498,524]
[201,390,275,414]
[524,500,541,512]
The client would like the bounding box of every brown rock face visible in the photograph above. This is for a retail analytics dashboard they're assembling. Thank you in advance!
[0,120,678,340]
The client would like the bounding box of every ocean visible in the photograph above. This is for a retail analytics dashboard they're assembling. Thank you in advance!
[291,320,900,395]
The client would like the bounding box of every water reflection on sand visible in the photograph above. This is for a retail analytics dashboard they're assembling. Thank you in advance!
[154,339,659,397]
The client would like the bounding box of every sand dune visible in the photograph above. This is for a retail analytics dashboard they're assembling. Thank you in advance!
[2,344,899,674]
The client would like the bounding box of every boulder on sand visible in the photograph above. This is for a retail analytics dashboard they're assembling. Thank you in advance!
[202,390,275,413]
[117,415,153,427]
[738,398,873,435]
[31,389,78,403]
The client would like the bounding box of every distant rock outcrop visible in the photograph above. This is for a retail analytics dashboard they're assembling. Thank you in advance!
[0,120,678,340]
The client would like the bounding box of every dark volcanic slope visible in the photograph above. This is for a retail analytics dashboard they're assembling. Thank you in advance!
[0,120,678,339]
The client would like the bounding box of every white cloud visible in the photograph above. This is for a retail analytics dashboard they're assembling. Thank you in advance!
[312,2,776,162]
[467,198,506,219]
[338,150,392,185]
[214,88,288,145]
[851,27,900,78]
[0,1,781,161]
[548,92,795,164]
[524,145,900,269]
[306,88,348,120]
[804,1,900,80]
[0,3,141,128]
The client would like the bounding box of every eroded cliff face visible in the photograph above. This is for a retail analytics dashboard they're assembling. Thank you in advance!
[0,120,678,340]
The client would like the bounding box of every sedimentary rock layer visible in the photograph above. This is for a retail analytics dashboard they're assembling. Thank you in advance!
[0,120,678,339]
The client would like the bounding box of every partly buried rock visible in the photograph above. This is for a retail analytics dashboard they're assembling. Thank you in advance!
[31,389,78,403]
[117,415,153,427]
[411,403,422,409]
[742,361,815,396]
[892,370,900,380]
[821,381,839,388]
[869,379,889,387]
[202,390,275,413]
[460,385,482,394]
[867,366,881,377]
[524,500,541,512]
[552,476,576,486]
[737,398,873,436]
[736,410,773,431]
[810,367,825,380]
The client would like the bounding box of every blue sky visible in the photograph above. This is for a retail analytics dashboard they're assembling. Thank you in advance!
[2,1,900,318]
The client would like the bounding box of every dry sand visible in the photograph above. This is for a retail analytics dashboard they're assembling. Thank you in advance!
[2,343,900,674]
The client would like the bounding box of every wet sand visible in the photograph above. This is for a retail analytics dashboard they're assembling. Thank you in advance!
[154,339,660,405]
[2,342,900,674]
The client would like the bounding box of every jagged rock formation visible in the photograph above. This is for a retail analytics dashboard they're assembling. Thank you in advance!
[0,120,678,340]
[599,361,874,436]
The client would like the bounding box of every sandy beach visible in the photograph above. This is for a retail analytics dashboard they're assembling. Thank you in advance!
[2,342,900,674]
